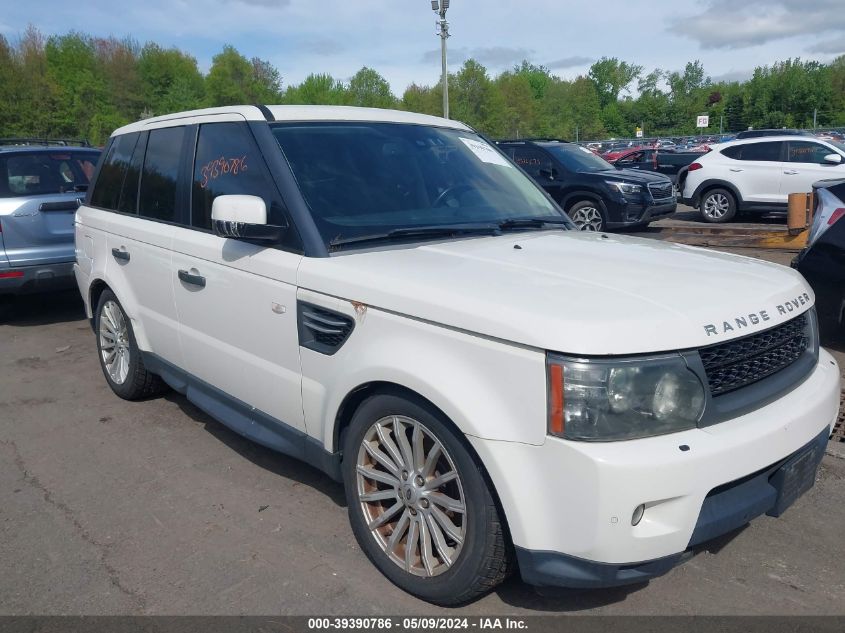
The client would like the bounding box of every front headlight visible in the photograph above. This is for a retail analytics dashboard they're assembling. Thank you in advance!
[547,353,705,441]
[605,180,642,195]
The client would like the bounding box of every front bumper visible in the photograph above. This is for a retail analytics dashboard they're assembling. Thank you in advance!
[605,198,677,228]
[469,348,841,586]
[0,261,76,295]
[514,424,830,588]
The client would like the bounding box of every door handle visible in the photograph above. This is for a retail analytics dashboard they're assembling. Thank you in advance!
[111,248,130,262]
[178,269,206,288]
[784,170,799,175]
[729,168,744,172]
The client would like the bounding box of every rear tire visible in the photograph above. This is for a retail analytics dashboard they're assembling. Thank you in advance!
[95,289,168,400]
[700,188,737,223]
[342,392,511,605]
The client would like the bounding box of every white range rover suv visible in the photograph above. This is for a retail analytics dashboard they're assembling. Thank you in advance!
[682,135,845,223]
[75,106,841,605]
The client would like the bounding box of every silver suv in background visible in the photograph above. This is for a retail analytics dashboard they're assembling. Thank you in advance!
[0,139,100,299]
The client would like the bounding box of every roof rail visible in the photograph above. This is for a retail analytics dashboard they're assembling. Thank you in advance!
[495,138,570,144]
[0,137,92,148]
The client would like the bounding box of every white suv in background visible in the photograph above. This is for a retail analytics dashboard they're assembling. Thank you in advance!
[682,135,845,223]
[75,106,840,605]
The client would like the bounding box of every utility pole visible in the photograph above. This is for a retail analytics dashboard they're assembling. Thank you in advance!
[813,108,818,130]
[432,1,450,119]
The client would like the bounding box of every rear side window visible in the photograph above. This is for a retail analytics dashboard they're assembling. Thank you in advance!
[90,134,139,209]
[721,142,783,162]
[1,151,99,199]
[511,147,553,178]
[117,132,147,214]
[139,126,185,222]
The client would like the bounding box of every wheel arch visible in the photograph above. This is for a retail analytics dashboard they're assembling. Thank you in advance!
[333,380,515,552]
[559,189,608,213]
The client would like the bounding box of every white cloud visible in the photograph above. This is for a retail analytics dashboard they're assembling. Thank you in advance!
[671,0,845,49]
[422,46,533,69]
[546,56,593,70]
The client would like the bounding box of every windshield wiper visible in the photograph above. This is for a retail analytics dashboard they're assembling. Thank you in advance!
[497,217,571,231]
[329,223,500,249]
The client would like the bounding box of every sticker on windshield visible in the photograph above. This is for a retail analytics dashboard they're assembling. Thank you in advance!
[459,137,513,168]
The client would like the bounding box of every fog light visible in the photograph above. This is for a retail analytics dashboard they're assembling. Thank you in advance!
[632,504,645,526]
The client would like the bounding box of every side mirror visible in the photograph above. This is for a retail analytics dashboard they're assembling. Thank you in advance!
[211,195,285,242]
[823,153,843,165]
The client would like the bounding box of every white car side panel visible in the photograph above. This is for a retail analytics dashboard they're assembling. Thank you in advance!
[472,348,841,563]
[171,227,305,431]
[75,207,180,363]
[296,288,548,447]
[734,160,786,204]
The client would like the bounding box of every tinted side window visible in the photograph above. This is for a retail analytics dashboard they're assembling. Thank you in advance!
[512,147,552,178]
[90,134,139,209]
[788,141,833,164]
[117,131,147,214]
[139,126,185,222]
[191,122,301,251]
[725,141,784,162]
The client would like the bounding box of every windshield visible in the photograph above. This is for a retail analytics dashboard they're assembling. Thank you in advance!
[271,122,565,246]
[544,144,616,173]
[830,141,845,154]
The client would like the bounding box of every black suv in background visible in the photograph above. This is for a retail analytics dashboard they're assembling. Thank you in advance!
[496,140,676,231]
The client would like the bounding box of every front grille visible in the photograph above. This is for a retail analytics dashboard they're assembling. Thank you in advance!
[700,313,808,396]
[648,181,673,200]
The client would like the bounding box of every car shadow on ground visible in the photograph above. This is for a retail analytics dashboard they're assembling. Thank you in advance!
[493,525,748,612]
[164,391,348,508]
[0,290,85,327]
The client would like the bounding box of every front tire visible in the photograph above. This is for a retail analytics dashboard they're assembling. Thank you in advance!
[566,200,606,231]
[342,392,511,605]
[95,289,168,400]
[700,188,737,223]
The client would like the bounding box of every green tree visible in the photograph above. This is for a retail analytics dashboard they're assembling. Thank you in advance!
[347,67,396,109]
[284,73,348,105]
[138,43,204,115]
[588,57,642,108]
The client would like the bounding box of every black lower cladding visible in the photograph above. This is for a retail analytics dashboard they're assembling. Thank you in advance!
[141,353,343,481]
[516,424,830,589]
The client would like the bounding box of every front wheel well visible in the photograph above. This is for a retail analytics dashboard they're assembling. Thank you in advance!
[333,381,514,551]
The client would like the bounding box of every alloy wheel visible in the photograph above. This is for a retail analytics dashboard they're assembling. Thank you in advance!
[99,300,130,385]
[355,415,467,577]
[569,206,604,231]
[703,193,730,220]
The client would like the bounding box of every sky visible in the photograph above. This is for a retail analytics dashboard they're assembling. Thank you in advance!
[1,0,843,94]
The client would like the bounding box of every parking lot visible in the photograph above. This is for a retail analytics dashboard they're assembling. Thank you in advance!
[1,208,844,616]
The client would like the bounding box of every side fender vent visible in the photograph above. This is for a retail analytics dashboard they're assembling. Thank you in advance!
[297,302,355,355]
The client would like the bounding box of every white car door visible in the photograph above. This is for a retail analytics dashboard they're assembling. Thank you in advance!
[82,130,180,363]
[724,140,786,204]
[171,121,305,433]
[782,140,845,197]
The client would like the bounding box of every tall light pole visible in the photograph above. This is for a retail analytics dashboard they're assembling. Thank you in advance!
[431,0,450,119]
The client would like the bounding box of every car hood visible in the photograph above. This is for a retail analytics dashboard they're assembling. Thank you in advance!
[298,231,814,355]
